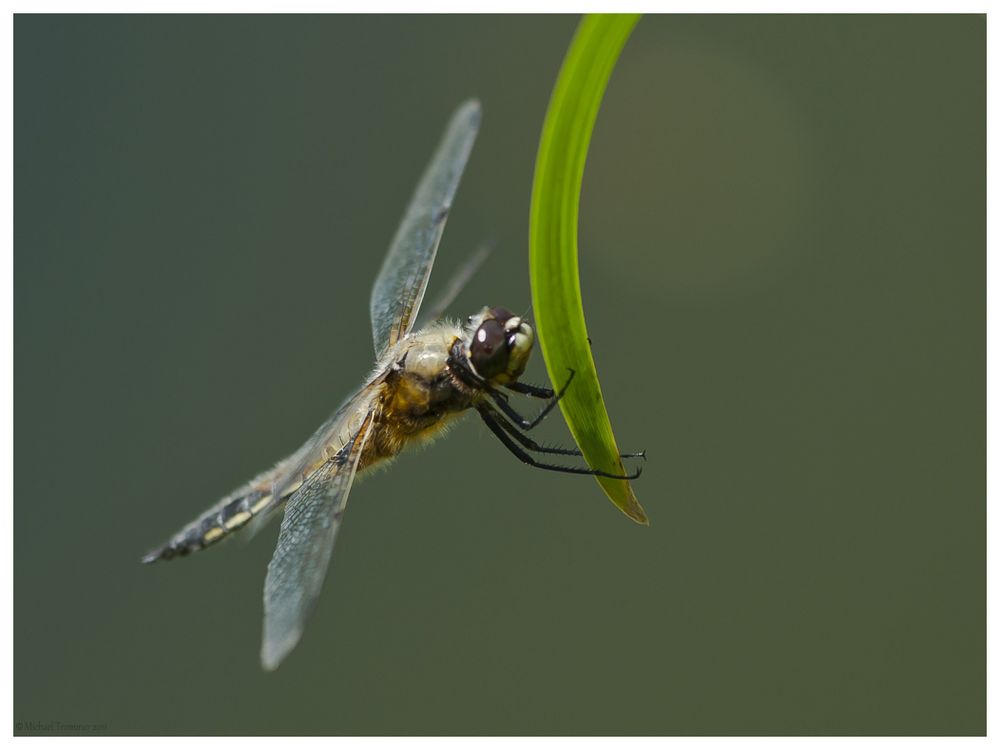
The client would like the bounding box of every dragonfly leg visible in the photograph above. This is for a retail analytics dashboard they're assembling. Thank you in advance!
[478,406,642,480]
[486,405,645,461]
[487,407,583,457]
[487,368,574,430]
[504,380,555,399]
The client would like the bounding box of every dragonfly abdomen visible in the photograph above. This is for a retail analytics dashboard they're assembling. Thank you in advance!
[142,471,283,563]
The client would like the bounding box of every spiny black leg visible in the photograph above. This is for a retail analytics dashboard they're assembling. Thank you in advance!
[613,447,647,459]
[488,407,585,457]
[503,374,645,458]
[454,357,646,459]
[487,391,536,429]
[505,381,555,399]
[490,407,647,460]
[488,368,575,431]
[524,367,574,428]
[478,407,642,480]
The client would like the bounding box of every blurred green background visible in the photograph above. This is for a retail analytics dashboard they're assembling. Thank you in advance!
[15,15,984,735]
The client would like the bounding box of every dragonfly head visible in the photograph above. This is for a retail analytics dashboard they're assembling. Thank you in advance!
[465,306,534,385]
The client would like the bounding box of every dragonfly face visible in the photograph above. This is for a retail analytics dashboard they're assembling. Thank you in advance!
[465,306,534,384]
[143,100,642,671]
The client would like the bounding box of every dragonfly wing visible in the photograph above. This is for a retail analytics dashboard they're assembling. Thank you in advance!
[415,241,493,328]
[260,409,376,671]
[268,378,384,510]
[369,99,481,358]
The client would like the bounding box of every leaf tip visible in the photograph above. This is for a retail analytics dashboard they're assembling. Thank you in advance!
[625,495,649,526]
[600,478,649,525]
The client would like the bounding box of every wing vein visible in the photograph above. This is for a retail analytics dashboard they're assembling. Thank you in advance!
[369,100,481,356]
[260,409,376,670]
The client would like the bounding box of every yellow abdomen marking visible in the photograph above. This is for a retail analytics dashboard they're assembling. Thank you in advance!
[202,527,225,543]
[224,511,252,529]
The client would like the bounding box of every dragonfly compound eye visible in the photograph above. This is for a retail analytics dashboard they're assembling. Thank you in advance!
[470,318,510,380]
[488,307,514,327]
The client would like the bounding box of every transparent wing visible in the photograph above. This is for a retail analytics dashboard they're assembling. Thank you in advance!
[369,99,481,357]
[260,409,376,671]
[268,378,384,509]
[415,241,493,328]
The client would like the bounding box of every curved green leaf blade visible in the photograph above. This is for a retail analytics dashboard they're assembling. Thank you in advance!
[529,14,647,525]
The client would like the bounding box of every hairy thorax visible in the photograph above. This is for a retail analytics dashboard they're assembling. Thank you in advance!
[362,324,479,469]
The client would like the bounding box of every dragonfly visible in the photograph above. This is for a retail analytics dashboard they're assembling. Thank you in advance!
[142,100,644,670]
